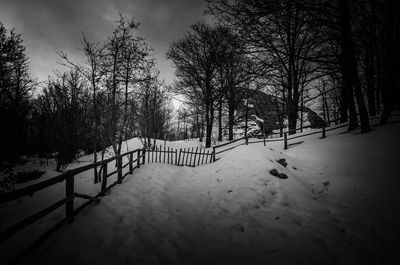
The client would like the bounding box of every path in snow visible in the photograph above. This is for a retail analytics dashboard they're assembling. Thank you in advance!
[3,124,399,265]
[20,137,397,265]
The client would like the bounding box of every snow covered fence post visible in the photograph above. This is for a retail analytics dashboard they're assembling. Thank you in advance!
[129,152,134,173]
[212,147,216,162]
[177,149,182,166]
[263,123,266,147]
[137,149,141,168]
[322,125,326,139]
[142,148,146,165]
[101,163,107,195]
[117,156,122,184]
[284,132,288,150]
[65,174,74,223]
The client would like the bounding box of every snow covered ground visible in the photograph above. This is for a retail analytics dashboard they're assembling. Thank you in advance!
[2,123,400,265]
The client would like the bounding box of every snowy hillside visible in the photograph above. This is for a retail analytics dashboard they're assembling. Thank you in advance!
[2,123,400,265]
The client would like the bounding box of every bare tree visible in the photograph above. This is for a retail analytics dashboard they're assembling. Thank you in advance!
[167,22,223,148]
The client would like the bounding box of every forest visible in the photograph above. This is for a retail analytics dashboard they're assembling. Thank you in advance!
[1,0,399,170]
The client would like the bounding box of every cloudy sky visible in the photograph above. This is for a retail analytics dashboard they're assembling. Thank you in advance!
[0,0,209,85]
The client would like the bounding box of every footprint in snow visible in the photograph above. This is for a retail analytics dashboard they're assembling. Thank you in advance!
[276,158,288,167]
[270,168,288,179]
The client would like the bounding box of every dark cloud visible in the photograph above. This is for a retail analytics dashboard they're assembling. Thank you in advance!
[0,0,207,84]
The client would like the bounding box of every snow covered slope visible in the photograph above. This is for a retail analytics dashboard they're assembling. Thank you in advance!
[3,123,400,265]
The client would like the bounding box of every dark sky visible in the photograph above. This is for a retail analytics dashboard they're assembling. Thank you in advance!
[0,0,209,85]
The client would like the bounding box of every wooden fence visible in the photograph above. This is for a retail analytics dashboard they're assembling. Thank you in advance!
[0,144,218,264]
[213,113,400,157]
[146,145,215,167]
[0,148,146,264]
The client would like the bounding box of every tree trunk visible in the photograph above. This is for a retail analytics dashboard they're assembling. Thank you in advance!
[287,98,298,135]
[218,98,223,142]
[339,0,361,131]
[205,103,213,148]
[199,114,204,142]
[381,0,395,124]
[228,102,235,141]
[339,70,349,123]
[365,42,376,116]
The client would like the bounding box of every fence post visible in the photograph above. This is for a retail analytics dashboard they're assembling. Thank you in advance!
[101,163,107,195]
[263,123,266,146]
[94,164,99,184]
[65,174,74,223]
[142,149,146,165]
[322,125,326,139]
[117,156,122,184]
[212,147,216,162]
[284,132,288,150]
[177,149,182,166]
[137,149,141,168]
[129,152,133,173]
[245,136,248,145]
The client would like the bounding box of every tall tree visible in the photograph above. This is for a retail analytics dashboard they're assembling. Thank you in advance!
[0,22,35,161]
[167,22,222,147]
[207,0,328,135]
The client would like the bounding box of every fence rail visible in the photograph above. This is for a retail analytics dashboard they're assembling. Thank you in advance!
[0,147,146,264]
[213,113,400,157]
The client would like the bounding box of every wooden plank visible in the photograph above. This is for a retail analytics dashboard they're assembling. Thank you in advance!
[193,147,197,166]
[201,149,206,165]
[284,132,288,150]
[0,172,70,203]
[193,147,199,166]
[215,144,239,155]
[188,147,193,166]
[137,149,141,169]
[0,198,66,243]
[129,152,133,173]
[122,160,130,169]
[101,163,107,195]
[186,148,190,166]
[183,148,188,166]
[107,169,118,178]
[287,131,320,141]
[122,171,130,179]
[177,148,182,166]
[213,136,245,149]
[163,145,166,163]
[117,156,123,184]
[187,148,191,166]
[212,147,216,162]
